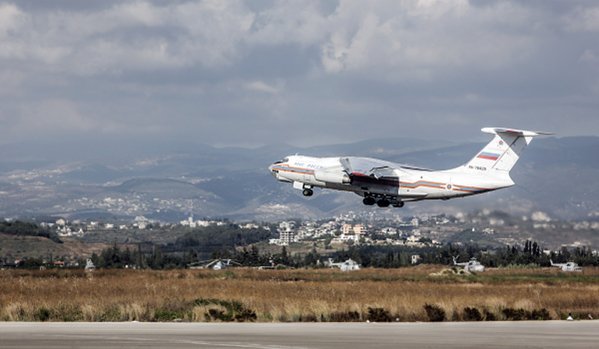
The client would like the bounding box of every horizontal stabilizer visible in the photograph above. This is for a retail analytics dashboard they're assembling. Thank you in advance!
[481,127,553,137]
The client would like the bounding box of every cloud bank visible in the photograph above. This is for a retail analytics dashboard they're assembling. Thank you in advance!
[1,0,598,147]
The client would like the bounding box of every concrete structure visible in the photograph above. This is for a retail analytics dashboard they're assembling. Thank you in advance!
[279,230,296,245]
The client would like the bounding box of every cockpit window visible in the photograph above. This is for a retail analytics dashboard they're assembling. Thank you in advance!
[274,157,289,164]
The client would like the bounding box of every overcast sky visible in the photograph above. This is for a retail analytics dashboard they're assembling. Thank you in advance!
[1,0,598,147]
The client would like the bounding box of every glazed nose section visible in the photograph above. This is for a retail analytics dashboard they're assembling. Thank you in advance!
[268,163,278,177]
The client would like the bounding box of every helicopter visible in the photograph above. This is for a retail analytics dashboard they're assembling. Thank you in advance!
[188,259,241,270]
[550,259,582,272]
[452,256,485,273]
[326,258,361,271]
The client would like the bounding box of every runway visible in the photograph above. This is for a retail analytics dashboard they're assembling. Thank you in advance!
[1,321,598,349]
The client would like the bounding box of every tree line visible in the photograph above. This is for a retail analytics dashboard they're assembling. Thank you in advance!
[2,220,597,269]
[84,239,598,270]
[0,220,62,243]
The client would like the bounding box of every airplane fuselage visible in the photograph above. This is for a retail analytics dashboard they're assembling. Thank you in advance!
[270,155,511,205]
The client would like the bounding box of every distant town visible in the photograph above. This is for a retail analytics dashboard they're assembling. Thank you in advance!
[43,209,599,250]
[1,209,598,270]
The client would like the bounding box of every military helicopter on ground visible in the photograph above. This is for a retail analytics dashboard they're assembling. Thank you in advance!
[326,258,361,271]
[188,259,241,270]
[550,259,582,272]
[452,256,485,273]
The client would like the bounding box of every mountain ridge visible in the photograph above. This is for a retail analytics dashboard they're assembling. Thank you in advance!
[0,136,597,220]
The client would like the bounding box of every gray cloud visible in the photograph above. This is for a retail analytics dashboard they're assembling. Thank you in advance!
[0,0,598,148]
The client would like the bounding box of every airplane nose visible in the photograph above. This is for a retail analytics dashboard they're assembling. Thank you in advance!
[268,164,277,177]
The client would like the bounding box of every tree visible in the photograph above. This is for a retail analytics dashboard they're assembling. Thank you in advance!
[280,246,289,265]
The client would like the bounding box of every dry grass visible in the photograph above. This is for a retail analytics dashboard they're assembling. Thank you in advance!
[1,266,598,322]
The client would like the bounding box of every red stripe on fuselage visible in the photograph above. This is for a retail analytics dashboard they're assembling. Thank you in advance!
[477,155,499,161]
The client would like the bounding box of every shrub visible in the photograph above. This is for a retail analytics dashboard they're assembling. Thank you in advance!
[367,307,393,322]
[299,314,318,322]
[463,307,482,321]
[206,308,229,321]
[502,308,528,321]
[99,306,122,321]
[329,311,361,322]
[54,304,83,321]
[234,307,257,322]
[34,307,51,322]
[154,309,185,321]
[423,304,446,322]
[530,308,551,320]
[193,298,256,322]
[483,309,497,321]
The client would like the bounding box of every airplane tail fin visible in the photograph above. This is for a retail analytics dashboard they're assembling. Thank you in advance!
[460,127,552,177]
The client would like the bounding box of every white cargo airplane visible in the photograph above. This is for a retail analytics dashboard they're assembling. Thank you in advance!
[269,127,550,208]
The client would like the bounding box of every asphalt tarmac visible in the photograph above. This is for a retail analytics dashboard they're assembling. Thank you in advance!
[0,321,598,349]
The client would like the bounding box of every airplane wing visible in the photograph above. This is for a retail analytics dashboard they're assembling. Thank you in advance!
[339,157,429,200]
[364,166,397,179]
[340,157,399,180]
[397,164,434,172]
[341,157,432,175]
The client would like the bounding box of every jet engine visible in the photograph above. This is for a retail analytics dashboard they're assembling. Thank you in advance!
[314,169,350,184]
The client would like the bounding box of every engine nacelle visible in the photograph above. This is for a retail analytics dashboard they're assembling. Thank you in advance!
[314,169,350,184]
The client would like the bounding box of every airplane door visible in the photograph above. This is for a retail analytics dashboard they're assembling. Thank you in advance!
[445,177,453,198]
[380,176,401,196]
[303,171,316,185]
